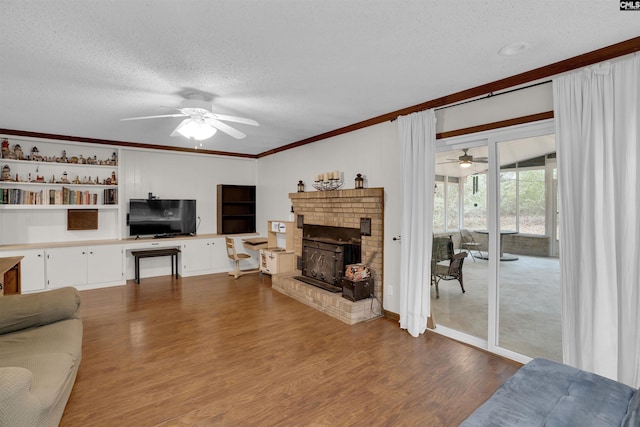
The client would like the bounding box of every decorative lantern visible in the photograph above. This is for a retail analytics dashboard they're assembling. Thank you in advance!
[297,180,305,192]
[355,173,364,189]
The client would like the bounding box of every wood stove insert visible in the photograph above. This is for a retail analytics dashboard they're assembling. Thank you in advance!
[295,224,361,292]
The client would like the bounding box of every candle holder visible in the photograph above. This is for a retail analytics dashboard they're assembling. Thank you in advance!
[355,173,364,189]
[297,180,305,192]
[312,178,343,191]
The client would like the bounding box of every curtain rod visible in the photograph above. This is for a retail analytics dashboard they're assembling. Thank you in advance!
[390,79,552,121]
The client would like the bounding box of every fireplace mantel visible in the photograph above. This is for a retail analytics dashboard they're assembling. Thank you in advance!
[272,188,384,324]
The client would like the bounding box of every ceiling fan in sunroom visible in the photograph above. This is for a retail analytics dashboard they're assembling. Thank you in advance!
[440,149,489,168]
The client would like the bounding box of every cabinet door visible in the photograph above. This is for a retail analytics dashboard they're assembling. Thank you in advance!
[46,247,88,288]
[182,240,212,273]
[19,250,46,292]
[87,245,123,285]
[210,238,232,271]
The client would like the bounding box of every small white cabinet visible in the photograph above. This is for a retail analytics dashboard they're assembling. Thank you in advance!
[181,238,231,277]
[46,244,123,289]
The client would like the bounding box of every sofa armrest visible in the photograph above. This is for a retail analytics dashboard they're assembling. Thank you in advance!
[0,367,40,426]
[0,287,80,335]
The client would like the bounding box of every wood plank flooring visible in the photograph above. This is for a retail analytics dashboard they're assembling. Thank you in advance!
[61,273,521,426]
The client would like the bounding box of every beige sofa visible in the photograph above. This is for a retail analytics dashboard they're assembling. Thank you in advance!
[0,287,82,427]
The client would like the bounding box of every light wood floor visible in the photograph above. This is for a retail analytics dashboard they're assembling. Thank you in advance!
[61,273,521,427]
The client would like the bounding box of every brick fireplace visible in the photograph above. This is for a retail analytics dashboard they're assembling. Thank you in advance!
[271,188,384,324]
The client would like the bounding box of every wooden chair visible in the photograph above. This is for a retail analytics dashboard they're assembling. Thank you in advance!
[460,229,482,262]
[225,237,259,279]
[431,236,467,298]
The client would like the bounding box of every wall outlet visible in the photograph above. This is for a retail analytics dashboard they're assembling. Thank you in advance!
[387,285,393,296]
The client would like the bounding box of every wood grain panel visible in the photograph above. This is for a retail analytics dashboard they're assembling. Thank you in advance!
[61,274,520,426]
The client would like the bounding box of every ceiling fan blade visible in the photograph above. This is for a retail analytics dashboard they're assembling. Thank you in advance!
[205,118,247,139]
[210,114,259,126]
[121,113,186,121]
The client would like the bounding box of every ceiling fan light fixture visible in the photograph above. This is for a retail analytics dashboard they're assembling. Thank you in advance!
[459,160,473,168]
[175,118,217,140]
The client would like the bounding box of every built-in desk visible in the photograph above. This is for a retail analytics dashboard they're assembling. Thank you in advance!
[131,248,180,284]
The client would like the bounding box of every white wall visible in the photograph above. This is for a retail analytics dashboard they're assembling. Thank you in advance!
[121,148,257,237]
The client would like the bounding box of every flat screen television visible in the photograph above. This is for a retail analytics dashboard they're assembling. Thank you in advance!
[128,199,196,238]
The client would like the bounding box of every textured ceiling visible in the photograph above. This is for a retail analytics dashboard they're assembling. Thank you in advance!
[1,1,638,156]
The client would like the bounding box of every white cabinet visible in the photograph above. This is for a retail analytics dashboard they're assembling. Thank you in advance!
[0,249,46,292]
[88,245,124,285]
[181,238,231,277]
[46,247,88,288]
[46,245,124,289]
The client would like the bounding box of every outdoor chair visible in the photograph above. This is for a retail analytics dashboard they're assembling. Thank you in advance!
[431,236,467,298]
[460,229,482,262]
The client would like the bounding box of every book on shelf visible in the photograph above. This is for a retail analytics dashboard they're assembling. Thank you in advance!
[103,188,118,205]
[0,187,102,206]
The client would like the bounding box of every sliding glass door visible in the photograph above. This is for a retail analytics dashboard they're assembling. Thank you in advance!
[431,143,488,342]
[496,134,561,361]
[432,120,561,363]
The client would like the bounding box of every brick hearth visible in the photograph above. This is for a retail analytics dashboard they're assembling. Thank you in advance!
[271,188,384,324]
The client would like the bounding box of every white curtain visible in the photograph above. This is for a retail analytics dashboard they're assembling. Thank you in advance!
[397,110,436,337]
[553,54,640,387]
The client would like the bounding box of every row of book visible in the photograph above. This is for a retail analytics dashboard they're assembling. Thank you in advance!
[1,187,118,205]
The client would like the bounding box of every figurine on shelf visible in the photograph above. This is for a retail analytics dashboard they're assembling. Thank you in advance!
[105,177,112,185]
[71,156,78,164]
[73,175,81,184]
[13,144,24,160]
[4,147,16,160]
[1,139,8,158]
[78,155,86,164]
[111,171,117,184]
[35,175,45,183]
[1,164,11,181]
[59,171,69,183]
[31,146,43,161]
[111,151,117,165]
[60,150,68,163]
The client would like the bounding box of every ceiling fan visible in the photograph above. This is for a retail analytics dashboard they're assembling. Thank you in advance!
[440,149,489,168]
[120,94,259,141]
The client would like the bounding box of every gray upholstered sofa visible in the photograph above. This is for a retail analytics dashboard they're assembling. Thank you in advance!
[0,287,82,427]
[461,358,639,426]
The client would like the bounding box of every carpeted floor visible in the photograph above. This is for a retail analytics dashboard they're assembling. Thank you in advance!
[430,253,562,361]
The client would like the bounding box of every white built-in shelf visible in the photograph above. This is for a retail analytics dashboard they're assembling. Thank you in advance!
[0,181,117,189]
[0,204,118,210]
[0,158,117,169]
